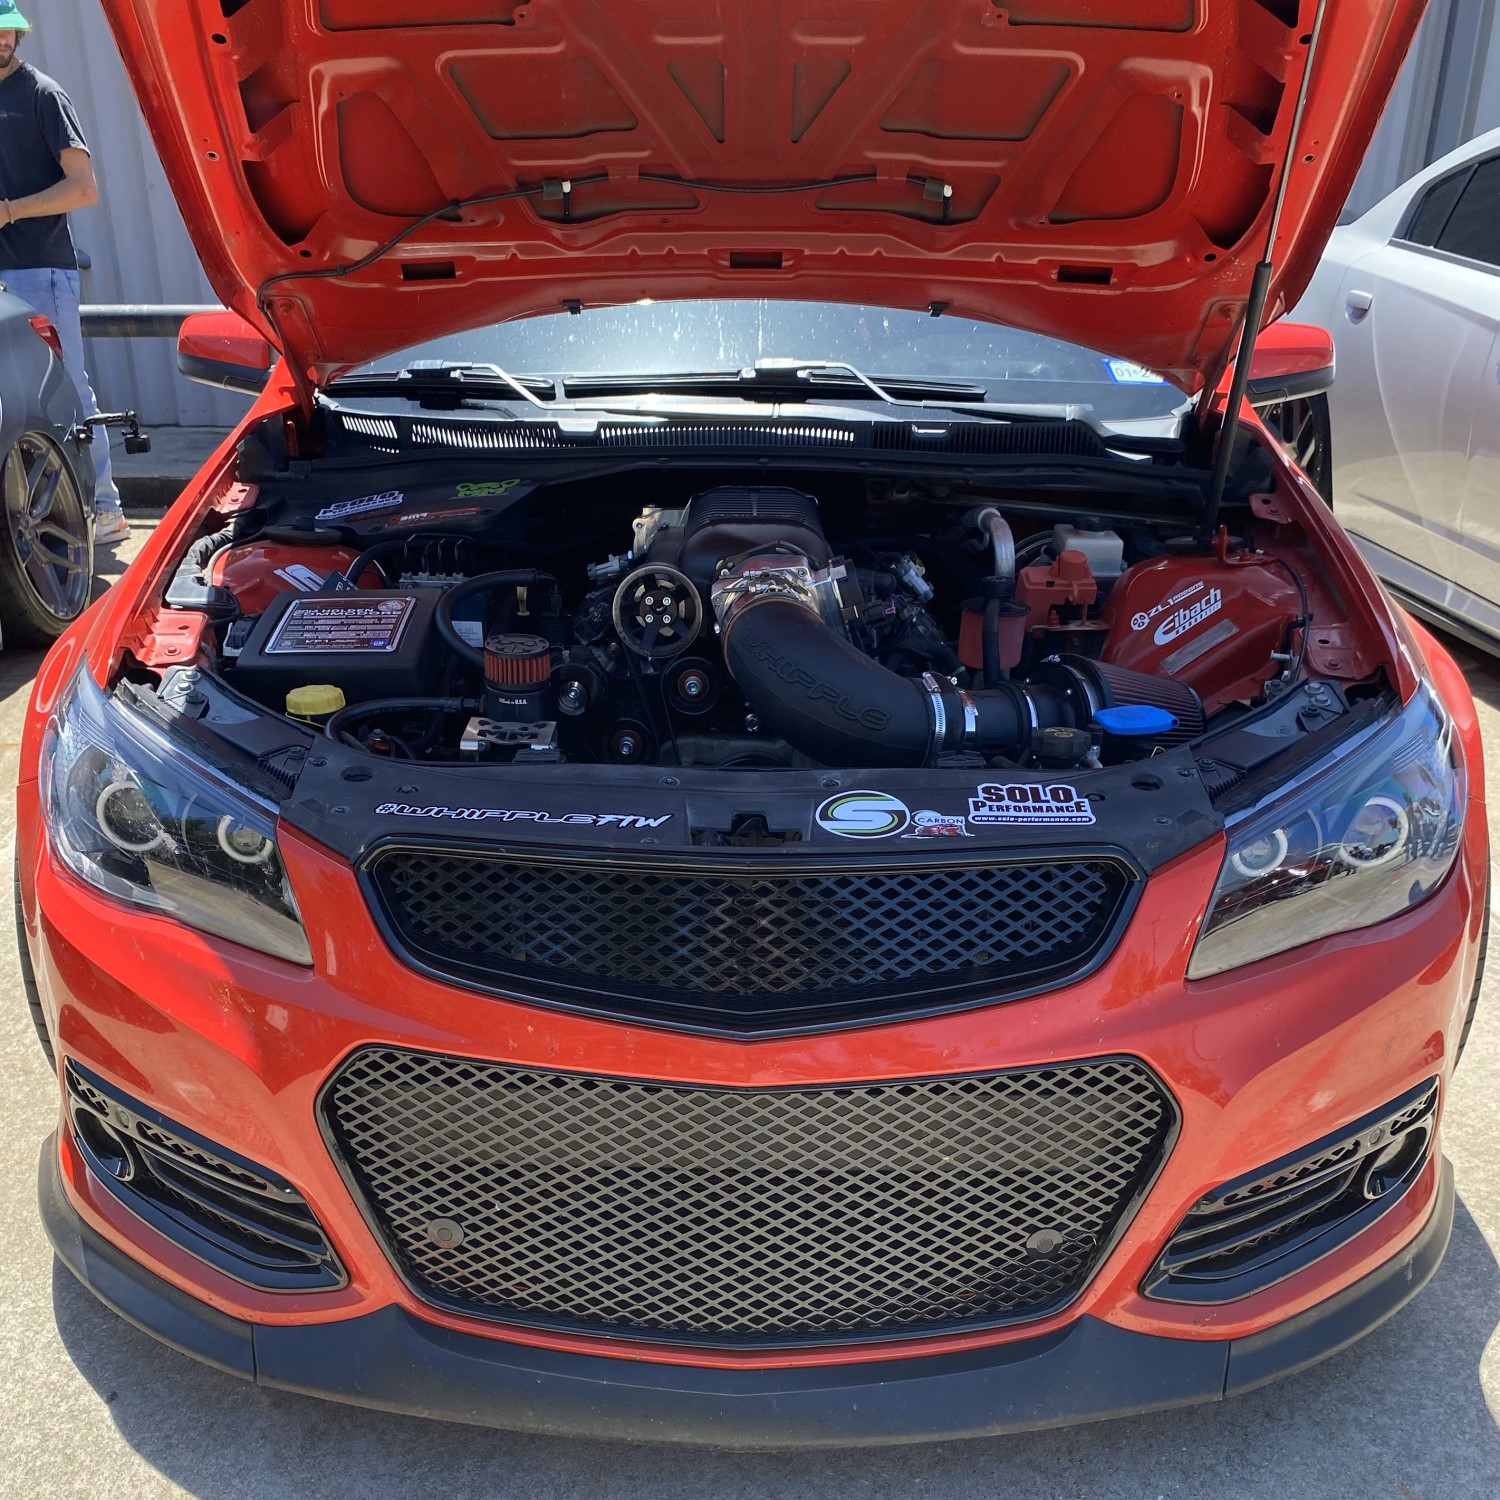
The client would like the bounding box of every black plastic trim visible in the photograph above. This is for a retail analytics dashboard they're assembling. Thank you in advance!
[63,1062,345,1294]
[1144,1079,1440,1304]
[40,1138,1455,1447]
[1245,364,1335,406]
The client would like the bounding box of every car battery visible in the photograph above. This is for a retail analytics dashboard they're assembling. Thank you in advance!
[231,589,442,707]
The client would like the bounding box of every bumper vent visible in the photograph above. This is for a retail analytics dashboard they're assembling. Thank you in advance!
[320,1048,1176,1347]
[1145,1078,1439,1304]
[65,1061,343,1292]
[363,848,1135,1032]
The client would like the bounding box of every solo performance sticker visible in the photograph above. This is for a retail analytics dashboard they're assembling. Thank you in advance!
[968,782,1096,826]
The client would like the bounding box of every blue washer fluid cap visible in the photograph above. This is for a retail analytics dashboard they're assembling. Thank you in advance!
[1095,704,1177,737]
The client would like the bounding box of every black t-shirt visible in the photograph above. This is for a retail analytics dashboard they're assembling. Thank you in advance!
[0,64,88,271]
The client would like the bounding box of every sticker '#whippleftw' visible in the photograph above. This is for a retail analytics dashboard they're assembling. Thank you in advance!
[375,803,673,829]
[968,783,1096,825]
[315,490,404,521]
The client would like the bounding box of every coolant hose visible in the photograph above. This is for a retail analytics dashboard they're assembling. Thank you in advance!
[721,594,1069,768]
[433,569,556,669]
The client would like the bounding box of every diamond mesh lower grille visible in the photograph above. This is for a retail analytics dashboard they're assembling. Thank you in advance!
[321,1048,1175,1345]
[364,849,1134,1031]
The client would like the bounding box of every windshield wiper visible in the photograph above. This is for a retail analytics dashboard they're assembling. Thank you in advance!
[325,362,559,407]
[327,357,1090,422]
[556,359,1089,420]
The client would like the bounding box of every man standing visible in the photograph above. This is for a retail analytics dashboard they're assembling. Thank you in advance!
[0,5,126,543]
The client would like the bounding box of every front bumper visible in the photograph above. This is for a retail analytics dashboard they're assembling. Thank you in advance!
[19,703,1490,1444]
[42,1136,1454,1447]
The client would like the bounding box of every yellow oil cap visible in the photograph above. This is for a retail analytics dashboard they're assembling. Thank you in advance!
[286,684,346,721]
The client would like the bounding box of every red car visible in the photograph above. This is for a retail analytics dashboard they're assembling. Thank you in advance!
[20,0,1486,1446]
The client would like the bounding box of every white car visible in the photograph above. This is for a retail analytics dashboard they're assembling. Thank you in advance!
[1293,125,1500,651]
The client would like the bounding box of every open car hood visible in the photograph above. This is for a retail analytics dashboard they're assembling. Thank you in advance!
[104,0,1423,393]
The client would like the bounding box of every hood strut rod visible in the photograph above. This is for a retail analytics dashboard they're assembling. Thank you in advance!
[1201,0,1329,543]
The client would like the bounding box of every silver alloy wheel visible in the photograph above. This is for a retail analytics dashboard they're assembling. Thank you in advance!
[3,431,91,623]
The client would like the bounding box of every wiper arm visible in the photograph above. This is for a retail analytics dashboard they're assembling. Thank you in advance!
[752,358,1090,421]
[326,361,558,404]
[556,360,1086,419]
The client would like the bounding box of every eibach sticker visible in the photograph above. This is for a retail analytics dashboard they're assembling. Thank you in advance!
[1151,586,1222,646]
[968,782,1096,826]
[903,810,972,839]
[1129,581,1224,644]
[315,489,404,522]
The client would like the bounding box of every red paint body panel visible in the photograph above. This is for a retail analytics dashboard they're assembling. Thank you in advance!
[94,0,1427,389]
[1242,319,1337,386]
[1102,550,1304,713]
[208,543,380,615]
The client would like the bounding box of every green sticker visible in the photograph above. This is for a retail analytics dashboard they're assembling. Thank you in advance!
[455,480,522,499]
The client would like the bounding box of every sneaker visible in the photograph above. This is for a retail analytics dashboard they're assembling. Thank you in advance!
[93,507,129,544]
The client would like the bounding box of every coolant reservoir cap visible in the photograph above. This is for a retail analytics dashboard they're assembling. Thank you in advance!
[286,683,346,720]
[1095,704,1177,736]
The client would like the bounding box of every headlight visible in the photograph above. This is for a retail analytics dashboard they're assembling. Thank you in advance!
[39,666,312,965]
[1188,686,1465,979]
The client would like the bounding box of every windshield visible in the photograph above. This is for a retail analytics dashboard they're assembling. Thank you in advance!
[353,300,1190,420]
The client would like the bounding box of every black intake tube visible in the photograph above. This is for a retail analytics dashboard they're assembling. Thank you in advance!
[721,595,1077,768]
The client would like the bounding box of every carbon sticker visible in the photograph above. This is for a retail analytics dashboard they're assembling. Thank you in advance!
[968,782,1096,825]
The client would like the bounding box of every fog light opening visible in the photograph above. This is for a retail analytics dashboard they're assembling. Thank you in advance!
[71,1105,137,1182]
[1361,1124,1430,1200]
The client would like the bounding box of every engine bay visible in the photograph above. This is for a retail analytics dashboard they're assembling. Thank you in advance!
[143,459,1360,780]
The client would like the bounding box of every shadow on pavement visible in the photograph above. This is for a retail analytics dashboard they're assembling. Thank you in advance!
[47,1196,1500,1500]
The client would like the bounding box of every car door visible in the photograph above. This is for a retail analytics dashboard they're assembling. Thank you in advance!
[1426,158,1500,620]
[1317,160,1500,608]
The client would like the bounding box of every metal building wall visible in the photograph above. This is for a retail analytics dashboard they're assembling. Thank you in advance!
[1344,0,1500,216]
[21,3,249,427]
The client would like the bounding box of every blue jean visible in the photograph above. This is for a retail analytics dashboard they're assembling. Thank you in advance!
[4,265,120,509]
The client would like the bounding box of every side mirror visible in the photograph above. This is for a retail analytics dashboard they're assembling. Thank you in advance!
[1243,321,1335,406]
[177,310,273,394]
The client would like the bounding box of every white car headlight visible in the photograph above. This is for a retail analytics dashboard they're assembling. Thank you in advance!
[39,666,311,965]
[1189,685,1465,979]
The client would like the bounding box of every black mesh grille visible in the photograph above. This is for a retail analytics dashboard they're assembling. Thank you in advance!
[365,849,1134,1031]
[321,1048,1175,1345]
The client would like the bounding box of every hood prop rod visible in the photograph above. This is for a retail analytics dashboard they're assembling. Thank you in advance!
[1201,0,1329,544]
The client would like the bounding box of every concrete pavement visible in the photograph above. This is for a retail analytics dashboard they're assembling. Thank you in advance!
[3,524,1498,1498]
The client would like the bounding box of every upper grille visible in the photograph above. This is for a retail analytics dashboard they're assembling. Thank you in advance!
[321,1048,1175,1346]
[364,848,1134,1032]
